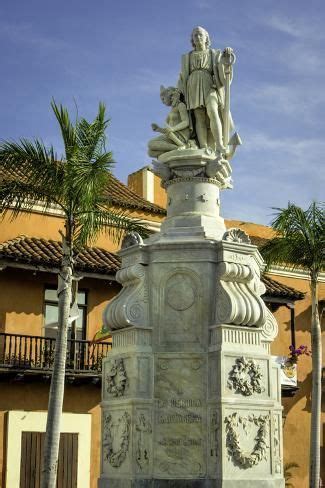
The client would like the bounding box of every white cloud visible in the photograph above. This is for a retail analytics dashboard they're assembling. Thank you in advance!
[264,15,325,42]
[277,42,325,75]
[220,129,324,223]
[245,131,325,153]
[249,12,325,77]
[236,81,325,126]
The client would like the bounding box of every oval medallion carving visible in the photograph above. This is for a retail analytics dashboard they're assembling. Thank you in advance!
[166,273,196,311]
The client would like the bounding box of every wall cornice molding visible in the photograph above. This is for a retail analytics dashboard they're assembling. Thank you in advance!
[267,266,325,283]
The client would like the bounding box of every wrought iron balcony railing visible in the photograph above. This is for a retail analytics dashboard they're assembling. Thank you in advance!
[0,332,111,376]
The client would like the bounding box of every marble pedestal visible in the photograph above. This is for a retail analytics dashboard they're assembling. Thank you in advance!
[98,153,284,488]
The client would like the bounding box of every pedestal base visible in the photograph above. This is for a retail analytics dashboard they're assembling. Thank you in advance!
[99,183,284,488]
[99,478,285,488]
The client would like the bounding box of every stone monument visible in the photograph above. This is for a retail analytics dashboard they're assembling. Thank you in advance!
[99,26,284,488]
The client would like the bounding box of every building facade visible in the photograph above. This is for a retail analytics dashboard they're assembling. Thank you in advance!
[0,169,323,487]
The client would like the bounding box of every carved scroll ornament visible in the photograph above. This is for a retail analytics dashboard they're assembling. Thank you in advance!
[225,412,269,468]
[228,357,265,396]
[261,307,279,343]
[103,263,148,330]
[215,261,267,327]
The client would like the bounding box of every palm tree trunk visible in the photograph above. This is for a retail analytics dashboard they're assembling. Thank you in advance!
[41,247,73,488]
[309,276,321,488]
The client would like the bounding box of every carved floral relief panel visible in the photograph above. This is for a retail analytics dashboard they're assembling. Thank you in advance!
[224,411,270,471]
[227,356,265,396]
[225,355,269,398]
[104,357,128,399]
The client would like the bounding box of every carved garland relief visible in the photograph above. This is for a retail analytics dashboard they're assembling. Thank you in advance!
[228,357,265,396]
[225,412,270,468]
[103,411,131,467]
[106,358,128,397]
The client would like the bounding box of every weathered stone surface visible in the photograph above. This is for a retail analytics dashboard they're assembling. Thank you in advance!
[99,158,283,487]
[99,478,285,487]
[154,354,206,478]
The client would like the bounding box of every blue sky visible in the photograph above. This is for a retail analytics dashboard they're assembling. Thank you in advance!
[0,0,324,224]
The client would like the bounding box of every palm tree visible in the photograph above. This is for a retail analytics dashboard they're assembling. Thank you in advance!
[261,202,324,488]
[0,101,147,488]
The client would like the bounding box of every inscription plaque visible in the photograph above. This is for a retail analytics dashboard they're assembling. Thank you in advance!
[154,355,206,477]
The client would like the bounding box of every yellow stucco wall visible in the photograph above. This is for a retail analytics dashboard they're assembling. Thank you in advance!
[127,170,144,201]
[0,268,119,338]
[0,384,101,488]
[0,206,164,252]
[271,274,325,486]
[128,168,167,209]
[153,172,167,208]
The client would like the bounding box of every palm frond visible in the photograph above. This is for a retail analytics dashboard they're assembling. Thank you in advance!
[262,202,325,277]
[0,139,63,189]
[74,208,149,247]
[0,138,66,214]
[1,100,149,251]
[51,99,77,160]
[56,102,114,214]
[66,153,113,212]
[75,102,111,162]
[0,179,64,218]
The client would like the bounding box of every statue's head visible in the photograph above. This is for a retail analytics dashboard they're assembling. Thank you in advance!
[160,85,181,107]
[191,26,211,49]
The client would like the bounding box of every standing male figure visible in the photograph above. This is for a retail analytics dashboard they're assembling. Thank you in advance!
[178,26,234,153]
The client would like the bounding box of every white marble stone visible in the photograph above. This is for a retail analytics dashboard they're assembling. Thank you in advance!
[99,26,283,488]
[99,198,284,486]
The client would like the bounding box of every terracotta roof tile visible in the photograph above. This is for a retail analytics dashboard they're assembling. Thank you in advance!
[0,236,120,274]
[107,175,166,214]
[261,275,304,300]
[1,167,166,215]
[250,236,268,247]
[0,236,304,300]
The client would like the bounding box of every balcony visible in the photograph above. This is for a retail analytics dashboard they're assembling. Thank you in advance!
[0,332,111,383]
